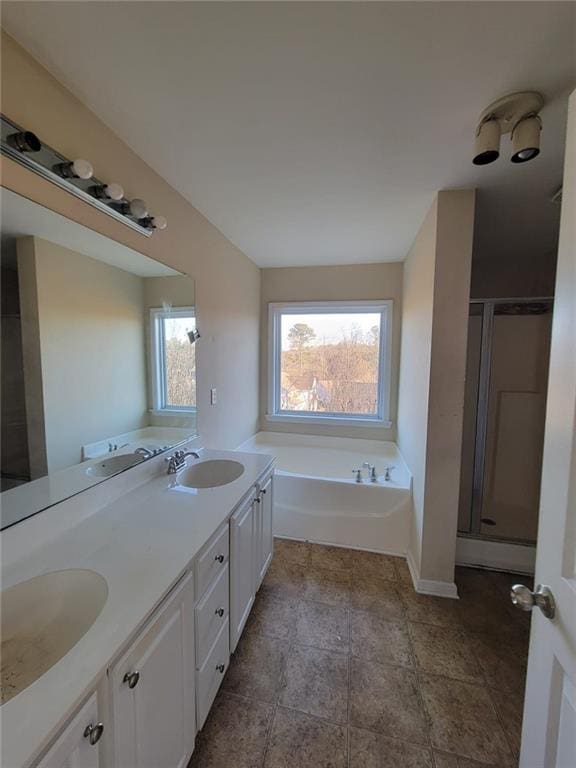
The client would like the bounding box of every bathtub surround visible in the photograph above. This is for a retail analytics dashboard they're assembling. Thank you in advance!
[239,432,411,555]
[260,263,402,441]
[397,190,476,597]
[1,31,260,451]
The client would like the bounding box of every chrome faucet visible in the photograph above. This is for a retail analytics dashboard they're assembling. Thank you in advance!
[383,465,395,482]
[166,449,200,474]
[362,462,378,483]
[135,447,154,459]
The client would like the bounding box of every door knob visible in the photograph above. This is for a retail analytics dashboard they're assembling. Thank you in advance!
[83,722,104,746]
[510,584,556,620]
[123,670,140,689]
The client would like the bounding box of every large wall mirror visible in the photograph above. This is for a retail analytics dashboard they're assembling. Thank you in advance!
[1,189,197,529]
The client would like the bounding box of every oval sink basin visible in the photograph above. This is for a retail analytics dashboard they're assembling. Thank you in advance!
[1,569,108,704]
[86,453,145,478]
[177,459,245,489]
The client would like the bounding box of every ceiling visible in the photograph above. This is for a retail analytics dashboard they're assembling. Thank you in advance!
[2,2,575,268]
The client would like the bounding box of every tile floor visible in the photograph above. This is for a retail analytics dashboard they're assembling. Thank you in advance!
[190,539,531,768]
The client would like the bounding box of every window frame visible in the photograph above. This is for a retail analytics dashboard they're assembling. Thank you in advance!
[267,300,393,427]
[150,306,197,414]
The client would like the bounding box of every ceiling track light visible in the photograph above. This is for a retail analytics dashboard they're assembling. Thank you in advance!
[473,91,544,167]
[0,114,168,237]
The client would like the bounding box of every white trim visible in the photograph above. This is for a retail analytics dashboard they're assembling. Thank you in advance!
[149,306,196,413]
[267,300,393,426]
[456,536,536,574]
[406,548,459,599]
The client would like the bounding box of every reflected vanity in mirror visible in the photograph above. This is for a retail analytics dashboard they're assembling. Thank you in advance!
[1,189,197,529]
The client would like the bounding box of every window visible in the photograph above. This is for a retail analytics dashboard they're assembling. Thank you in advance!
[150,307,197,412]
[267,301,392,426]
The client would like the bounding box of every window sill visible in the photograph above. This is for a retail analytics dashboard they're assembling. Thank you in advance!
[265,413,392,429]
[149,408,197,416]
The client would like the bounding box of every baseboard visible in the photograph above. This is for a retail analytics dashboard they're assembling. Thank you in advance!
[456,536,535,574]
[406,548,459,599]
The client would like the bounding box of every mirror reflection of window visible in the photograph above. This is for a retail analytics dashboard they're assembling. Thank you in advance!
[150,308,197,412]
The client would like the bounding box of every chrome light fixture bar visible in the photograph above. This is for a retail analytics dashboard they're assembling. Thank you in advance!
[1,115,166,237]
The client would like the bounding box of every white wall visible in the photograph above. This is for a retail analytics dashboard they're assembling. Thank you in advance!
[397,190,475,594]
[260,262,403,440]
[18,237,148,472]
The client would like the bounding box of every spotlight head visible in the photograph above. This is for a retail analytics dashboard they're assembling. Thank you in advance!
[7,130,41,153]
[473,117,500,165]
[511,114,541,163]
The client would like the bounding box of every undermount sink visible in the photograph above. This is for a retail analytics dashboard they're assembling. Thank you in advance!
[177,459,245,489]
[86,453,145,478]
[1,569,108,704]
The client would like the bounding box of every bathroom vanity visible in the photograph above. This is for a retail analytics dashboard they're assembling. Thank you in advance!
[1,446,274,768]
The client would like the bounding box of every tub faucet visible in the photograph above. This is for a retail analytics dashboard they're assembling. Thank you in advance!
[352,468,362,483]
[362,462,378,483]
[166,449,200,474]
[383,465,395,482]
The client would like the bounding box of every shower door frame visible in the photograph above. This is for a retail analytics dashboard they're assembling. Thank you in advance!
[465,295,554,545]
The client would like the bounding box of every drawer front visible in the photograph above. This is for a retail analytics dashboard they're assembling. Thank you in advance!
[195,524,229,599]
[196,619,230,730]
[195,564,229,664]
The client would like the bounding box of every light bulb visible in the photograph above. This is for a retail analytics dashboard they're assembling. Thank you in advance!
[55,158,94,180]
[7,131,41,153]
[151,215,168,230]
[104,183,124,201]
[129,198,148,219]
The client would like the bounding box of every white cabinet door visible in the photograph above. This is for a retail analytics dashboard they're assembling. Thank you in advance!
[111,573,195,768]
[257,476,274,589]
[36,693,102,768]
[230,495,255,652]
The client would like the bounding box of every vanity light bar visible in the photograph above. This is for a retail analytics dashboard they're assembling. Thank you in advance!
[0,115,167,237]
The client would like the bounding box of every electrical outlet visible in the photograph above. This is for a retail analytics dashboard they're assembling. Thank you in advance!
[210,388,217,405]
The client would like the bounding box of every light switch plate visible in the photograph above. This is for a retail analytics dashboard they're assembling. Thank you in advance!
[210,388,217,405]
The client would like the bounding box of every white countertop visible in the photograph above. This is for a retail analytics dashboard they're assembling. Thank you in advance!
[0,447,274,768]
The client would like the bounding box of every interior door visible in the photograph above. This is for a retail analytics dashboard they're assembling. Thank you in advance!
[518,89,576,767]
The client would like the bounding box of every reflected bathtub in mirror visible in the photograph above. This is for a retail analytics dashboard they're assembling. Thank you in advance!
[0,189,197,529]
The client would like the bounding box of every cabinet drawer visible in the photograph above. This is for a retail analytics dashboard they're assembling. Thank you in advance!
[196,619,229,730]
[195,563,229,664]
[195,524,229,599]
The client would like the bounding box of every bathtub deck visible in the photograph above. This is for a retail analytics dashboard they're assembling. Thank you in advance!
[190,538,530,767]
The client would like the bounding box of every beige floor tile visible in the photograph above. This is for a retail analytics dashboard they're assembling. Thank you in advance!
[190,691,273,768]
[296,600,349,652]
[432,752,505,768]
[408,622,484,683]
[223,632,289,702]
[398,584,460,627]
[264,707,347,768]
[490,686,525,758]
[350,574,406,619]
[273,537,310,566]
[262,558,305,598]
[309,542,355,571]
[280,644,349,724]
[394,556,413,585]
[350,658,429,744]
[419,673,513,765]
[245,591,298,641]
[350,727,434,767]
[302,564,352,606]
[351,550,398,581]
[468,632,528,694]
[456,596,521,637]
[350,609,412,667]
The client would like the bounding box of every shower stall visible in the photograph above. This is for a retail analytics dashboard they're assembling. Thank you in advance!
[458,298,553,569]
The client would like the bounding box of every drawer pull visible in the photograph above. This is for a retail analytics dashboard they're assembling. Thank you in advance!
[215,607,225,618]
[214,554,225,563]
[260,488,267,495]
[83,723,104,746]
[123,671,140,689]
[254,497,260,504]
[216,663,225,674]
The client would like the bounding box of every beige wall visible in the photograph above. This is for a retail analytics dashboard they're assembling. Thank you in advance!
[397,190,475,590]
[260,263,403,440]
[19,237,148,472]
[1,32,260,450]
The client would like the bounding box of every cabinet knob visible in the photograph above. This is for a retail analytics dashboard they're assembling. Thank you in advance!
[254,497,261,504]
[215,607,225,618]
[214,553,225,563]
[83,722,104,746]
[216,663,225,674]
[123,670,140,689]
[260,488,267,495]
